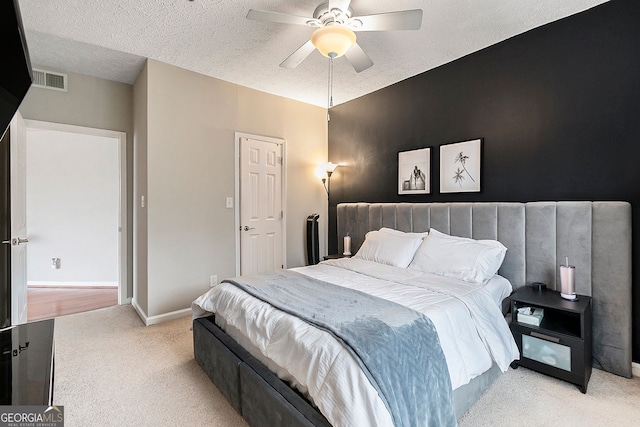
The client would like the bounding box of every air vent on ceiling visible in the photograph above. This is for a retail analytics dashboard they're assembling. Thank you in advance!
[32,69,68,92]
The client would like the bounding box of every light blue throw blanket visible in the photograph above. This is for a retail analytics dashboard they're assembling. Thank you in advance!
[224,270,455,427]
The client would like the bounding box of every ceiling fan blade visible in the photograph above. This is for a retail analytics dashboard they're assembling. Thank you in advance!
[247,9,315,27]
[353,9,423,31]
[344,43,373,73]
[328,0,352,12]
[280,40,317,69]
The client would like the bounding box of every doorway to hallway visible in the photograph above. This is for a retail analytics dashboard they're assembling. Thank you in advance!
[22,120,126,320]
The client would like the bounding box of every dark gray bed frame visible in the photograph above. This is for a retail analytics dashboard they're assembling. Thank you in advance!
[194,201,632,426]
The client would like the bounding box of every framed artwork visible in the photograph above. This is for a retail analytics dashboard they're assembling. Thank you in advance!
[440,139,482,193]
[398,147,431,195]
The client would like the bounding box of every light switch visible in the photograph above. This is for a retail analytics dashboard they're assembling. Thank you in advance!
[226,197,233,208]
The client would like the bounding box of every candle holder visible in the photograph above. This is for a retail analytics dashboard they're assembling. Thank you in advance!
[343,234,351,256]
[560,257,577,301]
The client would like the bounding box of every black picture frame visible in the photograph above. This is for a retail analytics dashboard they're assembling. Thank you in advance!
[439,139,482,193]
[398,147,431,195]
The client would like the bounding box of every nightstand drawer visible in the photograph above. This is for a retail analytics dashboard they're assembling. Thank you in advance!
[510,322,587,388]
[522,333,572,371]
[511,323,584,348]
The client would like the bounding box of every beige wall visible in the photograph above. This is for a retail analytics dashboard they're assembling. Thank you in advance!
[19,70,134,298]
[26,130,119,284]
[132,63,149,314]
[235,85,329,268]
[135,60,327,320]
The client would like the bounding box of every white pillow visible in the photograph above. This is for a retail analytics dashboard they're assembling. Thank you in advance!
[408,228,507,283]
[378,227,429,239]
[353,229,424,268]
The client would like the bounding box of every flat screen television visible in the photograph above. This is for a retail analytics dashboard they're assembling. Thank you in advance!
[0,0,32,139]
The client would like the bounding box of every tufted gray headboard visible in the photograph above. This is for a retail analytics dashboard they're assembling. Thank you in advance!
[336,202,632,378]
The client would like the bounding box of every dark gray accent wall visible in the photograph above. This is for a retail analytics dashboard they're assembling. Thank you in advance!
[328,0,640,362]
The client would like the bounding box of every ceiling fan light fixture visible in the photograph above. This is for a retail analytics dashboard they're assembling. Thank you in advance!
[311,25,356,58]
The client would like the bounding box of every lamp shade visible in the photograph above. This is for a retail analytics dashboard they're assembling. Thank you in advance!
[325,162,338,173]
[315,162,339,179]
[311,26,356,58]
[314,164,327,179]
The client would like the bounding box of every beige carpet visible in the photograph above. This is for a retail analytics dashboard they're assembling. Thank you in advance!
[54,305,247,427]
[458,361,640,427]
[54,305,640,427]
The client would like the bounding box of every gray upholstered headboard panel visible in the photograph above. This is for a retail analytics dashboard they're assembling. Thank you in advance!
[336,202,632,378]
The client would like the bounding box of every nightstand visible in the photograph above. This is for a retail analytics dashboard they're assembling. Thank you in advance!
[510,286,592,393]
[322,254,351,261]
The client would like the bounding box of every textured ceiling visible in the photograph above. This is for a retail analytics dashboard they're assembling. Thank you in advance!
[18,0,608,107]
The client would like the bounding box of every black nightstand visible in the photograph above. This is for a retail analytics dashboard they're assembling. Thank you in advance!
[510,286,592,393]
[322,254,351,261]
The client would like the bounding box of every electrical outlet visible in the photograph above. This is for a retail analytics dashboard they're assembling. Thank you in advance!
[209,275,218,287]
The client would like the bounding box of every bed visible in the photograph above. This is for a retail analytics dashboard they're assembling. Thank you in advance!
[192,201,632,427]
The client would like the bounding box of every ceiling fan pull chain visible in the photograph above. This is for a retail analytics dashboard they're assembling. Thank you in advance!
[329,56,334,108]
[327,55,335,121]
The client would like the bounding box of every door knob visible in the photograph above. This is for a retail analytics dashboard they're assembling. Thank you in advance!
[1,237,28,246]
[242,226,256,231]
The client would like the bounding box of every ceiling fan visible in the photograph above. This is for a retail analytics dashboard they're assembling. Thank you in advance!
[247,0,423,73]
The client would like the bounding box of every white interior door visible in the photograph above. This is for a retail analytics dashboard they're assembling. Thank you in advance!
[239,136,284,275]
[9,112,28,325]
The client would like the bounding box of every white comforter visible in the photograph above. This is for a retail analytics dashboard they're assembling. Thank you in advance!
[192,258,519,427]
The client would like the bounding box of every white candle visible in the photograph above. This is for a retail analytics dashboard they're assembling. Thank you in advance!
[343,235,351,256]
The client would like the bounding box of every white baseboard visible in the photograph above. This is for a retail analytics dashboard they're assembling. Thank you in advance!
[633,362,640,378]
[28,281,117,289]
[131,299,191,326]
[131,299,147,324]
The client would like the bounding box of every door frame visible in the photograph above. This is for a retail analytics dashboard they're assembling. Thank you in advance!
[23,120,128,305]
[234,132,286,276]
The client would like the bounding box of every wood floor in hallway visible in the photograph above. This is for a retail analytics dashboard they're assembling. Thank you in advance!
[27,286,118,322]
